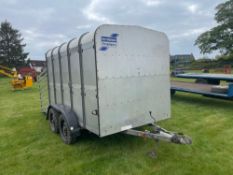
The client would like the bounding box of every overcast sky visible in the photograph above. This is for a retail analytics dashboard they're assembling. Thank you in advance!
[0,0,224,60]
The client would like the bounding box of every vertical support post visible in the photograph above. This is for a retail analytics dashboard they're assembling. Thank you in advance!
[51,47,57,104]
[58,43,66,105]
[38,75,43,112]
[66,38,76,109]
[45,53,51,105]
[94,29,101,136]
[78,32,88,129]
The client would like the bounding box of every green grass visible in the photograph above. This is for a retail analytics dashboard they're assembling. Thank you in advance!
[0,77,233,175]
[171,77,195,82]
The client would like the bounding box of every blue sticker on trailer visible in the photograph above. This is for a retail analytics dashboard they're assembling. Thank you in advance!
[99,33,119,51]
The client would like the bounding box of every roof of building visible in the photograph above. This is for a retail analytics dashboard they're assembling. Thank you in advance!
[30,60,46,67]
[170,54,195,61]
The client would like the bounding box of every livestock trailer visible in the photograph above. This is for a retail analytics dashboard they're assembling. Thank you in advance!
[39,24,191,145]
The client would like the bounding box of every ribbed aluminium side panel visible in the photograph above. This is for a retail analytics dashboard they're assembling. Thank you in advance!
[60,43,71,107]
[52,47,62,104]
[79,32,99,135]
[46,50,55,105]
[68,38,84,127]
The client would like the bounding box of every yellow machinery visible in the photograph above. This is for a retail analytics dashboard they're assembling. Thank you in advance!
[0,65,33,90]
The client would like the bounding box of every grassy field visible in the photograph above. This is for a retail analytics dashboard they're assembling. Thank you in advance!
[0,77,233,175]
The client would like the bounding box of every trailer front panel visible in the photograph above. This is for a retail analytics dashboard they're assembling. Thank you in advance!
[95,25,170,136]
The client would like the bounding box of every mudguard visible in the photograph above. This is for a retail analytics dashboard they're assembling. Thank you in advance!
[47,105,80,134]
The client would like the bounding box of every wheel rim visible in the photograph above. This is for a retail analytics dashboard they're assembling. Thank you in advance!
[59,115,79,144]
[49,113,55,131]
[62,121,68,137]
[61,119,69,139]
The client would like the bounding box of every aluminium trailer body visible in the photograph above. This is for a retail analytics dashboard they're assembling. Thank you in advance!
[41,24,191,145]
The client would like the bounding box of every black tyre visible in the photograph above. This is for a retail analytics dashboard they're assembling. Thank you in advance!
[48,108,59,133]
[171,89,176,96]
[59,114,77,144]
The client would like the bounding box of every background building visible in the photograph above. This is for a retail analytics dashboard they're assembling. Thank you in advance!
[29,60,46,73]
[170,54,195,67]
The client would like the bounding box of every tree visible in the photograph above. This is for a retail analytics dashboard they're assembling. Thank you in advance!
[195,0,233,55]
[0,20,29,68]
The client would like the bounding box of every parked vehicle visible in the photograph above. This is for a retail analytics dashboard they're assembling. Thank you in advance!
[0,65,33,90]
[171,68,185,77]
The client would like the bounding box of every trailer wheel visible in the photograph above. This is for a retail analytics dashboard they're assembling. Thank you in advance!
[59,114,77,144]
[171,89,176,96]
[48,108,59,133]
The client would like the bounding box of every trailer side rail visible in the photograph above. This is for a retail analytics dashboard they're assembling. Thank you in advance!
[38,68,49,113]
